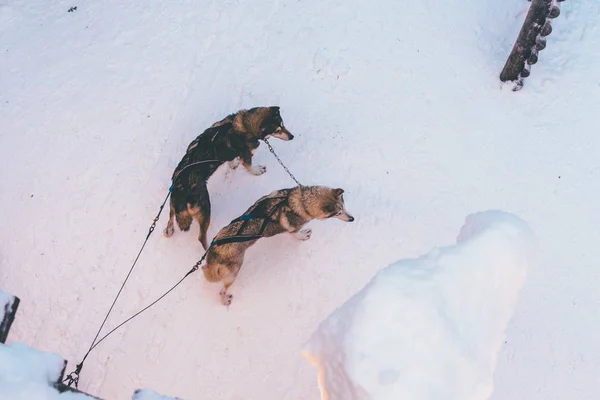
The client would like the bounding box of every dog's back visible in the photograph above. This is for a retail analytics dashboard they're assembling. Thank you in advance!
[172,119,237,183]
[211,189,291,243]
[166,120,242,249]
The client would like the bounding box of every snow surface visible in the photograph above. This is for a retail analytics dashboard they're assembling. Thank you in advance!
[1,0,599,399]
[303,211,534,400]
[0,342,92,399]
[132,388,182,400]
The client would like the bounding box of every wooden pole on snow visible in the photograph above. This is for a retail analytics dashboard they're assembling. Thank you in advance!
[500,0,563,90]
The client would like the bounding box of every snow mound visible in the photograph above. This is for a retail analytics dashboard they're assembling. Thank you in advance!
[303,210,535,400]
[0,342,92,399]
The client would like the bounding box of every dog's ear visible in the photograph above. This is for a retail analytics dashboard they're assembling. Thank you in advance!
[333,188,344,198]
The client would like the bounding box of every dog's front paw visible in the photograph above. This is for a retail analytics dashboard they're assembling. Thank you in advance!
[293,228,312,241]
[249,165,266,176]
[228,158,240,169]
[220,290,233,306]
[163,226,174,237]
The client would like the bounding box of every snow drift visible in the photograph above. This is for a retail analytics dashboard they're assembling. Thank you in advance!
[303,211,535,400]
[0,340,180,399]
[0,342,91,400]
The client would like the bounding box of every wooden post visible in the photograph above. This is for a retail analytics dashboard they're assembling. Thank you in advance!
[500,0,563,90]
[53,359,103,398]
[54,381,103,399]
[0,292,20,343]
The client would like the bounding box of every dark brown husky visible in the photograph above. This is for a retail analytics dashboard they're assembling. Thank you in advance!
[164,107,294,249]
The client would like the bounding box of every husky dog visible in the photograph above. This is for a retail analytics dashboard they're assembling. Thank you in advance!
[201,185,354,306]
[164,107,294,250]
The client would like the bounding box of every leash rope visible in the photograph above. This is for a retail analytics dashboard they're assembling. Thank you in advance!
[65,157,218,386]
[263,138,302,186]
[63,254,205,387]
[65,137,299,387]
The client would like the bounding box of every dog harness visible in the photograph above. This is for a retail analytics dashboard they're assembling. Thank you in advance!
[210,192,291,247]
[171,121,235,184]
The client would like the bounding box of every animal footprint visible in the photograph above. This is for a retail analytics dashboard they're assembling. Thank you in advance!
[312,49,350,79]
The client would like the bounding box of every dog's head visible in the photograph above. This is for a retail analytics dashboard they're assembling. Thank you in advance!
[309,187,354,222]
[256,106,294,141]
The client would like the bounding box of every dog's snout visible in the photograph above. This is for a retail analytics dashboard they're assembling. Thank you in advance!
[335,211,354,222]
[272,128,294,141]
[282,127,294,140]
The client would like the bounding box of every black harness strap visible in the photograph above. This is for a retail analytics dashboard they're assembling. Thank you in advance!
[172,122,233,183]
[171,159,221,183]
[211,194,289,247]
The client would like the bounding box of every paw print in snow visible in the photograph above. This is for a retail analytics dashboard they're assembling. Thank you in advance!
[312,48,350,80]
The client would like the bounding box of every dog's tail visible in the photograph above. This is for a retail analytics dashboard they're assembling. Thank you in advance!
[172,203,199,232]
[175,213,192,231]
[202,263,229,283]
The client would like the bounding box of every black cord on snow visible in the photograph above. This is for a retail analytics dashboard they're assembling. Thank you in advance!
[64,188,172,387]
[64,142,302,387]
[63,257,204,387]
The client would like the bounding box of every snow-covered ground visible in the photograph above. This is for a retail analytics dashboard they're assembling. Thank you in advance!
[0,341,177,399]
[303,211,534,400]
[1,0,599,399]
[0,342,90,399]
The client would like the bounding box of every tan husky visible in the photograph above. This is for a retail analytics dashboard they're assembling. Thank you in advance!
[202,186,354,305]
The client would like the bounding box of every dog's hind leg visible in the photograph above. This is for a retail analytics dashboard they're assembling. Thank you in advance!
[193,212,210,251]
[219,273,237,306]
[191,184,211,250]
[175,210,193,232]
[163,202,176,237]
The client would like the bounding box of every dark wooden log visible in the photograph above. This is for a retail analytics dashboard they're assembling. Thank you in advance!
[52,358,102,398]
[55,361,101,399]
[499,0,557,89]
[54,382,103,399]
[0,293,20,343]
